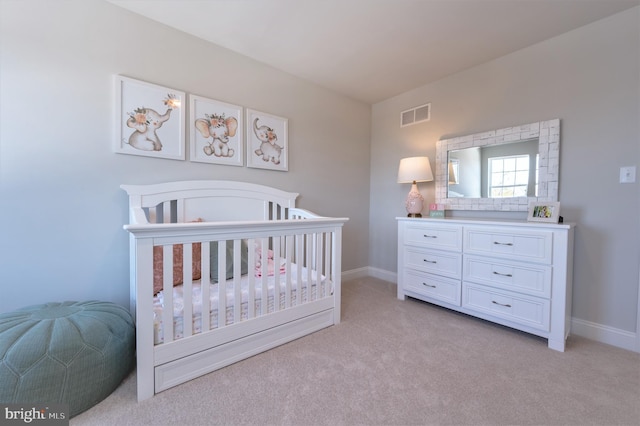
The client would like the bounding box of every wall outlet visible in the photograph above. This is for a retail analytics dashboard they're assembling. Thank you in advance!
[619,166,636,183]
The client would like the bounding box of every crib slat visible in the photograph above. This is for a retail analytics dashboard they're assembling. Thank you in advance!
[201,241,211,333]
[183,244,193,338]
[306,233,312,302]
[272,237,281,313]
[217,240,226,328]
[316,233,323,299]
[285,235,293,309]
[163,201,171,223]
[176,199,185,223]
[247,238,256,319]
[296,234,303,304]
[233,239,241,324]
[332,227,343,324]
[260,238,269,315]
[162,244,174,344]
[324,233,331,298]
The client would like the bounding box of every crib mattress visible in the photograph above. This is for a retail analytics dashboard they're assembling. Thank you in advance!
[153,264,329,344]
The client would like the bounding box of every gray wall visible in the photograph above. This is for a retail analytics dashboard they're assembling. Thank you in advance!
[371,8,639,338]
[0,0,371,313]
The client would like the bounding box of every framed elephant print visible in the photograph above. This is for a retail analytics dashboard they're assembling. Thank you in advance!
[246,109,288,171]
[114,75,186,160]
[189,95,243,166]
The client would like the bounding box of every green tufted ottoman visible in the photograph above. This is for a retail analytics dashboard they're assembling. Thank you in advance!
[0,301,135,417]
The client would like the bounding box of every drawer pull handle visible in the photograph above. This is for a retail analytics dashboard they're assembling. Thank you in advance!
[423,234,437,238]
[423,259,437,264]
[422,283,436,288]
[492,300,512,308]
[493,271,513,277]
[493,241,513,246]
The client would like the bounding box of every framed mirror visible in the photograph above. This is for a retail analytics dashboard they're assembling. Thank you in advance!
[435,119,560,211]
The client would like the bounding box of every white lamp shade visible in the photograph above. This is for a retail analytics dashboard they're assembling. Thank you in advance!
[397,156,433,183]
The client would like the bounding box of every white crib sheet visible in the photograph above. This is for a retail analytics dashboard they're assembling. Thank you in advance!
[153,264,329,344]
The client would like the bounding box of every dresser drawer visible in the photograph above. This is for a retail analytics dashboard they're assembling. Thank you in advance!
[463,255,551,298]
[462,282,550,331]
[404,269,461,306]
[464,227,553,264]
[404,247,462,279]
[404,222,462,251]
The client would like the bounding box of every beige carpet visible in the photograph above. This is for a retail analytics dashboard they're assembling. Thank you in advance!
[71,277,640,426]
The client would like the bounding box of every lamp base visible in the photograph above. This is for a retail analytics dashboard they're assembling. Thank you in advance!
[405,181,425,217]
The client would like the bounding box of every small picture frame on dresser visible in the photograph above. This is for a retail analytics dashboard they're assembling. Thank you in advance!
[527,201,561,223]
[429,203,445,218]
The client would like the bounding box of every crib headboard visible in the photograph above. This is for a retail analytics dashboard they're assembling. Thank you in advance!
[121,180,299,224]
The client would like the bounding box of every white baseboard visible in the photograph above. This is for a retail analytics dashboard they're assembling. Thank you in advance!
[366,267,397,283]
[342,267,396,283]
[341,267,370,282]
[571,317,638,353]
[342,267,639,353]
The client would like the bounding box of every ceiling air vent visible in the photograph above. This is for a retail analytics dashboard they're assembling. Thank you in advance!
[400,103,431,127]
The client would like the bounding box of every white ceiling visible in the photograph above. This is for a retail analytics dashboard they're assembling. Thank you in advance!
[107,0,639,104]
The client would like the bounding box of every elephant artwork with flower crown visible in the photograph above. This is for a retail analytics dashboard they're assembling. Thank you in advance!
[125,94,179,151]
[253,117,282,164]
[194,113,238,157]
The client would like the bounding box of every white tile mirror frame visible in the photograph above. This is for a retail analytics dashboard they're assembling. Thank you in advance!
[435,119,560,211]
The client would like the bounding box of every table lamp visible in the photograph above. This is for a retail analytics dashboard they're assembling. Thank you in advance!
[397,156,433,217]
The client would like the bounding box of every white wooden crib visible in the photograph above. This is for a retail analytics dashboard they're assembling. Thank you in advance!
[121,180,348,401]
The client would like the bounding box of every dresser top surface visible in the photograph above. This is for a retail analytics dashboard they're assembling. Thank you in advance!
[396,216,575,230]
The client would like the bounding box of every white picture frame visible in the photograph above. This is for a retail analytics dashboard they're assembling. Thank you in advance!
[114,75,185,160]
[189,95,243,166]
[246,109,288,171]
[527,201,561,223]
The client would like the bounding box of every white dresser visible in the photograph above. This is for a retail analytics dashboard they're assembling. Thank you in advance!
[397,217,575,351]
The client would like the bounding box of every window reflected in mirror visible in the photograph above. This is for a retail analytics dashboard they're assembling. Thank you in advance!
[488,153,538,198]
[447,138,538,199]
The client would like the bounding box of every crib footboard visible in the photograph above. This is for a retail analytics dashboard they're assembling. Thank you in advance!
[125,215,346,401]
